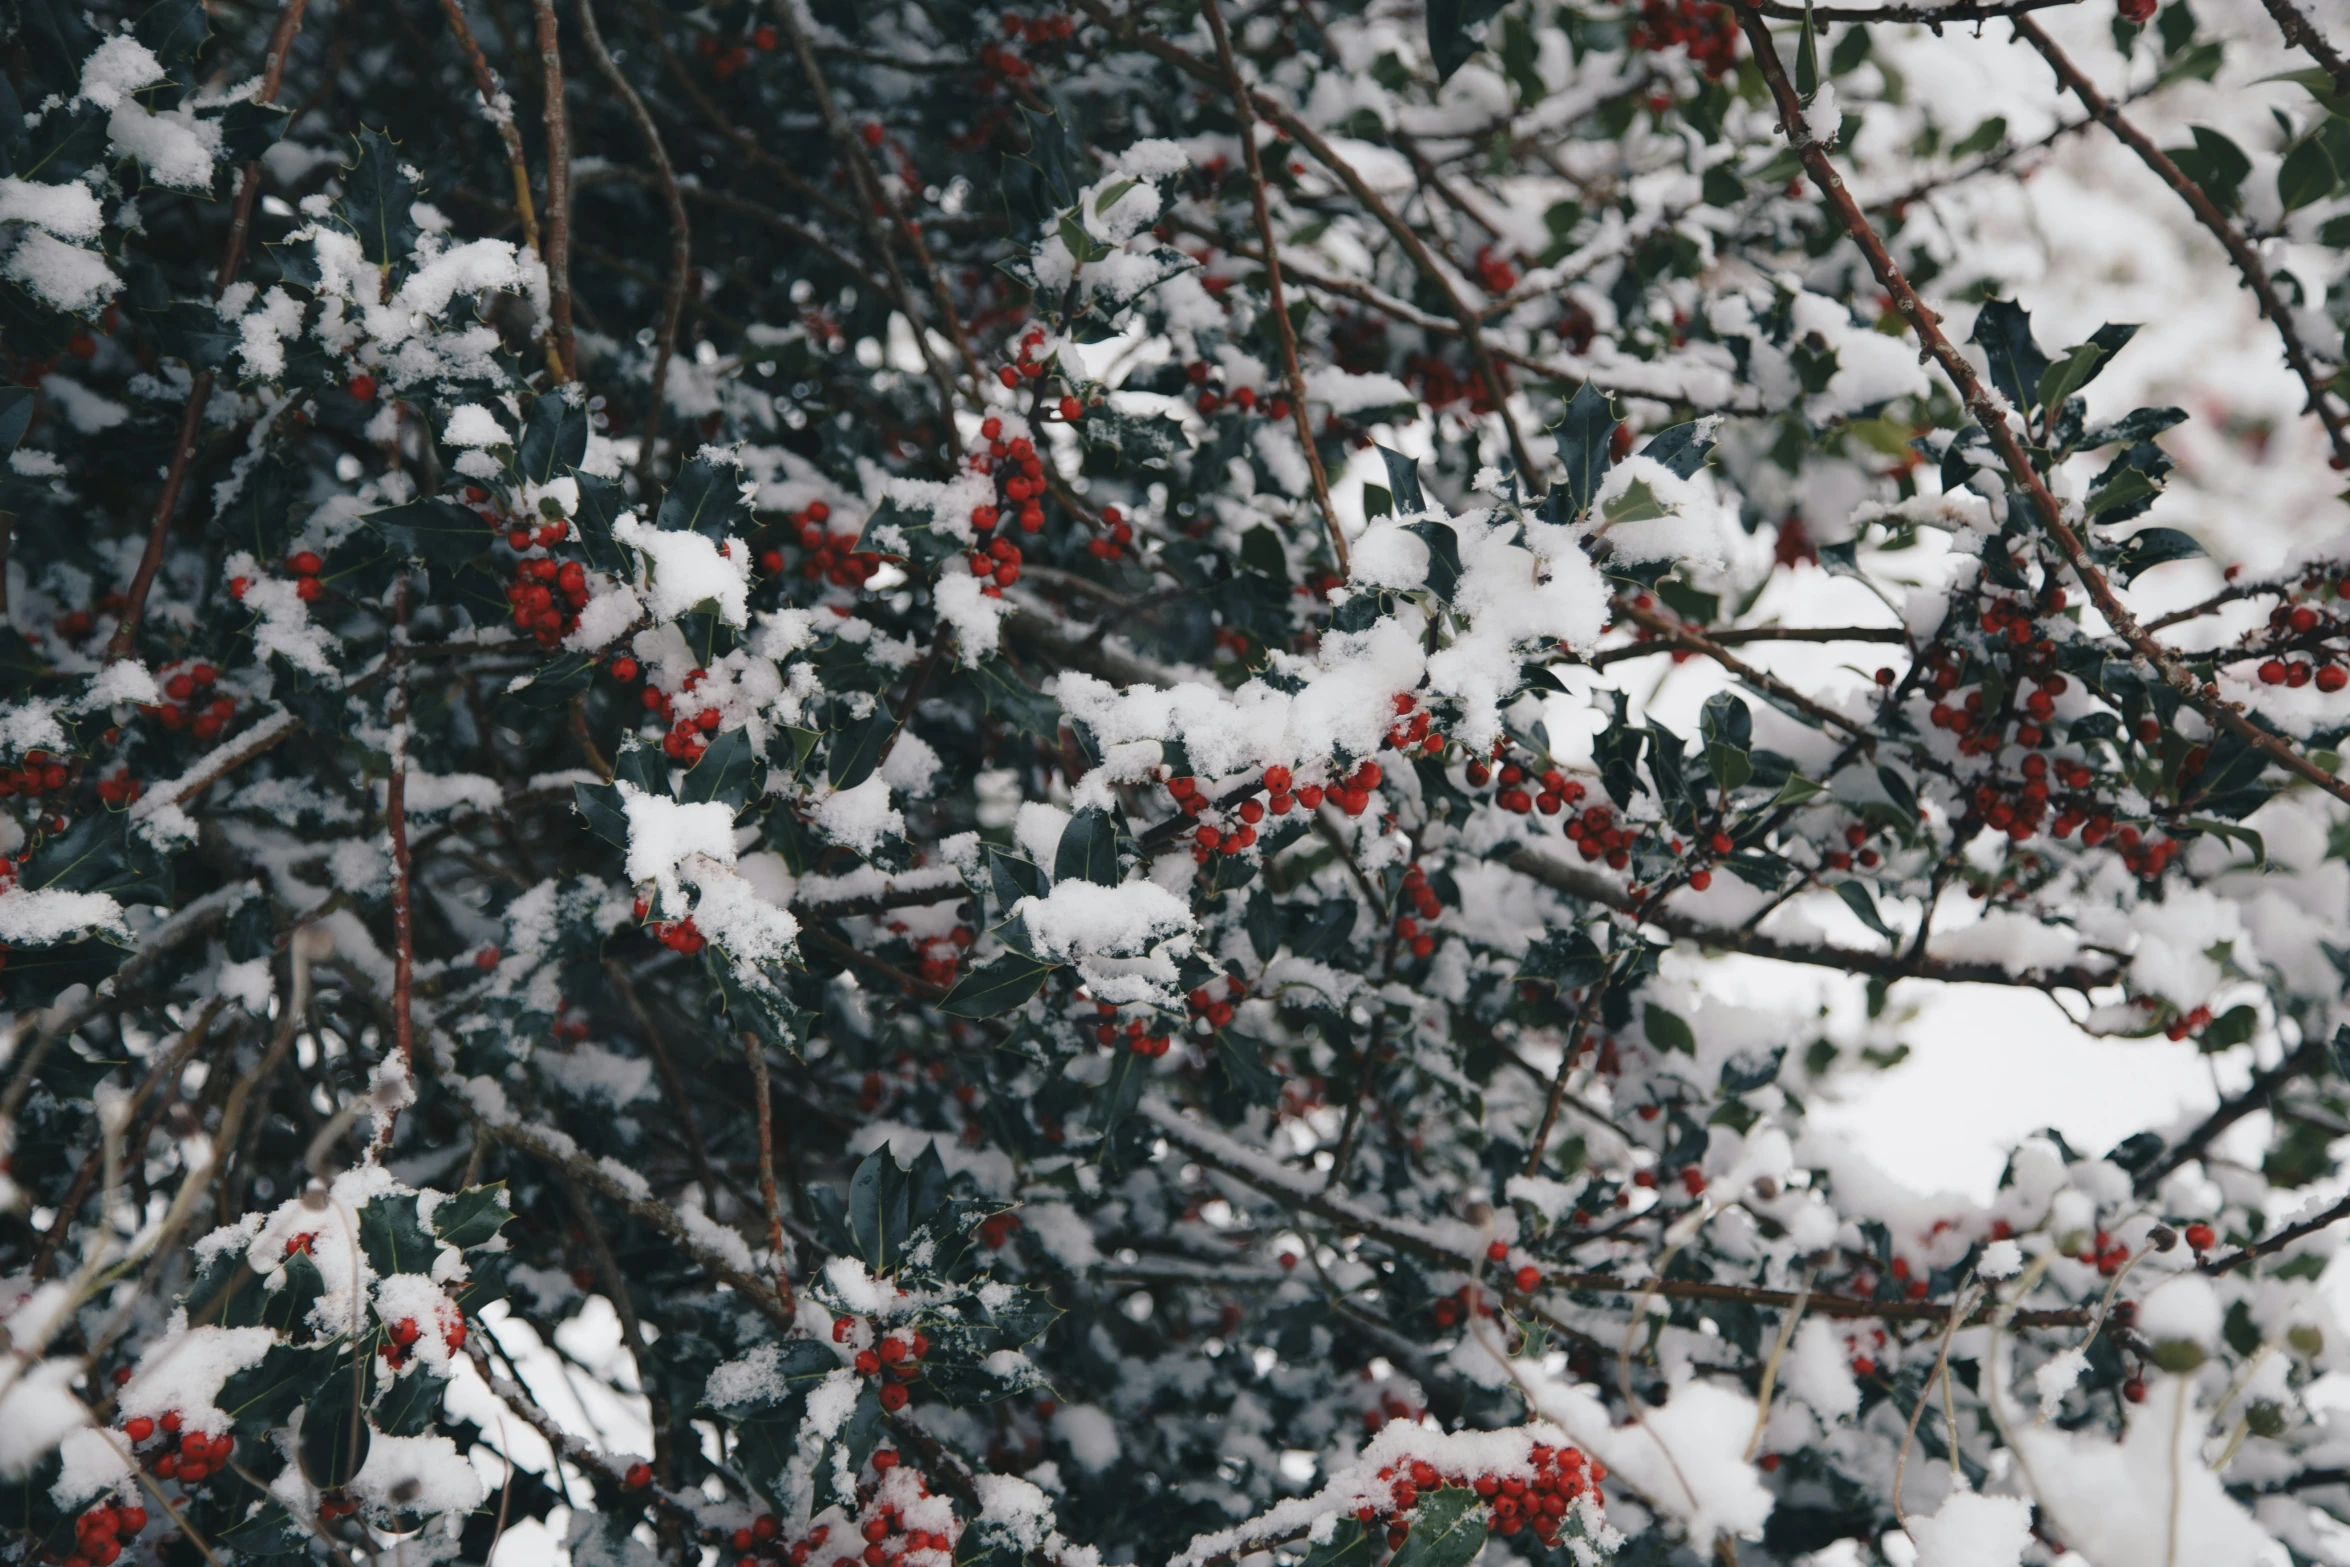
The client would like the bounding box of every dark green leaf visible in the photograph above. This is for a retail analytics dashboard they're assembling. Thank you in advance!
[2114,526,2205,584]
[1055,807,1119,887]
[1969,298,2049,415]
[939,952,1056,1017]
[681,726,760,810]
[219,1344,337,1438]
[357,1193,440,1278]
[1406,519,1464,601]
[1547,384,1615,522]
[340,128,420,267]
[1426,0,1508,81]
[1640,421,1715,478]
[23,811,172,911]
[1521,927,1606,988]
[1643,1002,1696,1055]
[658,458,751,540]
[1377,445,1426,514]
[1388,1489,1487,1567]
[516,394,590,484]
[367,498,492,571]
[300,1362,373,1490]
[1834,880,1898,943]
[828,709,896,790]
[430,1184,511,1249]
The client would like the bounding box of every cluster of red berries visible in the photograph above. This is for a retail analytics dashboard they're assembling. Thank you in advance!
[1181,361,1295,423]
[1562,798,1647,872]
[1384,692,1448,757]
[976,11,1073,81]
[119,1410,233,1488]
[1627,0,1738,75]
[2162,1003,2217,1043]
[2073,1227,2135,1278]
[1402,352,1495,416]
[725,1513,827,1567]
[695,23,776,80]
[0,749,71,801]
[1478,757,1587,821]
[1088,1003,1175,1057]
[1628,1165,1708,1201]
[1844,1326,1890,1377]
[53,1499,148,1567]
[836,1317,930,1413]
[1360,1450,1603,1552]
[656,668,726,762]
[976,1211,1023,1248]
[137,660,236,739]
[1819,820,1880,871]
[763,502,883,590]
[497,518,588,646]
[229,549,326,606]
[1164,760,1381,857]
[1393,863,1446,960]
[992,331,1086,426]
[2256,657,2348,691]
[886,918,974,988]
[375,1310,467,1371]
[998,11,1075,44]
[1471,246,1518,296]
[93,766,140,807]
[1355,1378,1426,1432]
[52,595,122,643]
[655,917,706,955]
[1185,973,1248,1031]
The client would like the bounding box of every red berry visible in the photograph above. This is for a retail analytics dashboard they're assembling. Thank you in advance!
[624,1462,653,1489]
[2185,1222,2216,1251]
[474,946,500,970]
[287,551,323,576]
[1513,1266,1540,1292]
[348,373,376,402]
[295,576,323,602]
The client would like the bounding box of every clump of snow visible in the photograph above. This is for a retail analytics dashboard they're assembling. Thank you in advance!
[613,514,754,626]
[1907,1491,2032,1567]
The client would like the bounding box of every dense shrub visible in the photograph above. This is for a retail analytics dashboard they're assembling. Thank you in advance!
[2,0,2350,1563]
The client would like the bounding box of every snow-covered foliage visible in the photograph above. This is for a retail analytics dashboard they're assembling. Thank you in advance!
[5,0,2350,1564]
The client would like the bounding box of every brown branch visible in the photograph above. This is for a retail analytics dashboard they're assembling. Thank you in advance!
[435,0,565,383]
[2204,1194,2350,1276]
[2013,18,2350,470]
[1505,846,2118,991]
[532,0,578,382]
[30,1001,224,1281]
[740,1033,797,1314]
[2256,0,2350,95]
[1610,595,1886,742]
[1202,0,1349,575]
[2134,1031,2334,1195]
[1734,7,2350,818]
[107,0,311,662]
[1080,0,1537,484]
[1754,0,2077,17]
[764,0,966,453]
[1522,969,1612,1177]
[464,1107,795,1330]
[574,0,689,485]
[606,961,719,1208]
[1587,624,1909,669]
[1143,1100,2092,1328]
[381,584,415,1151]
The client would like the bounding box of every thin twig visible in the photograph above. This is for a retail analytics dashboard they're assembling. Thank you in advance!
[1201,0,1349,575]
[2256,0,2350,95]
[2013,18,2350,470]
[574,0,689,486]
[533,0,578,381]
[108,0,311,661]
[435,0,566,383]
[740,1032,797,1314]
[1734,7,2350,818]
